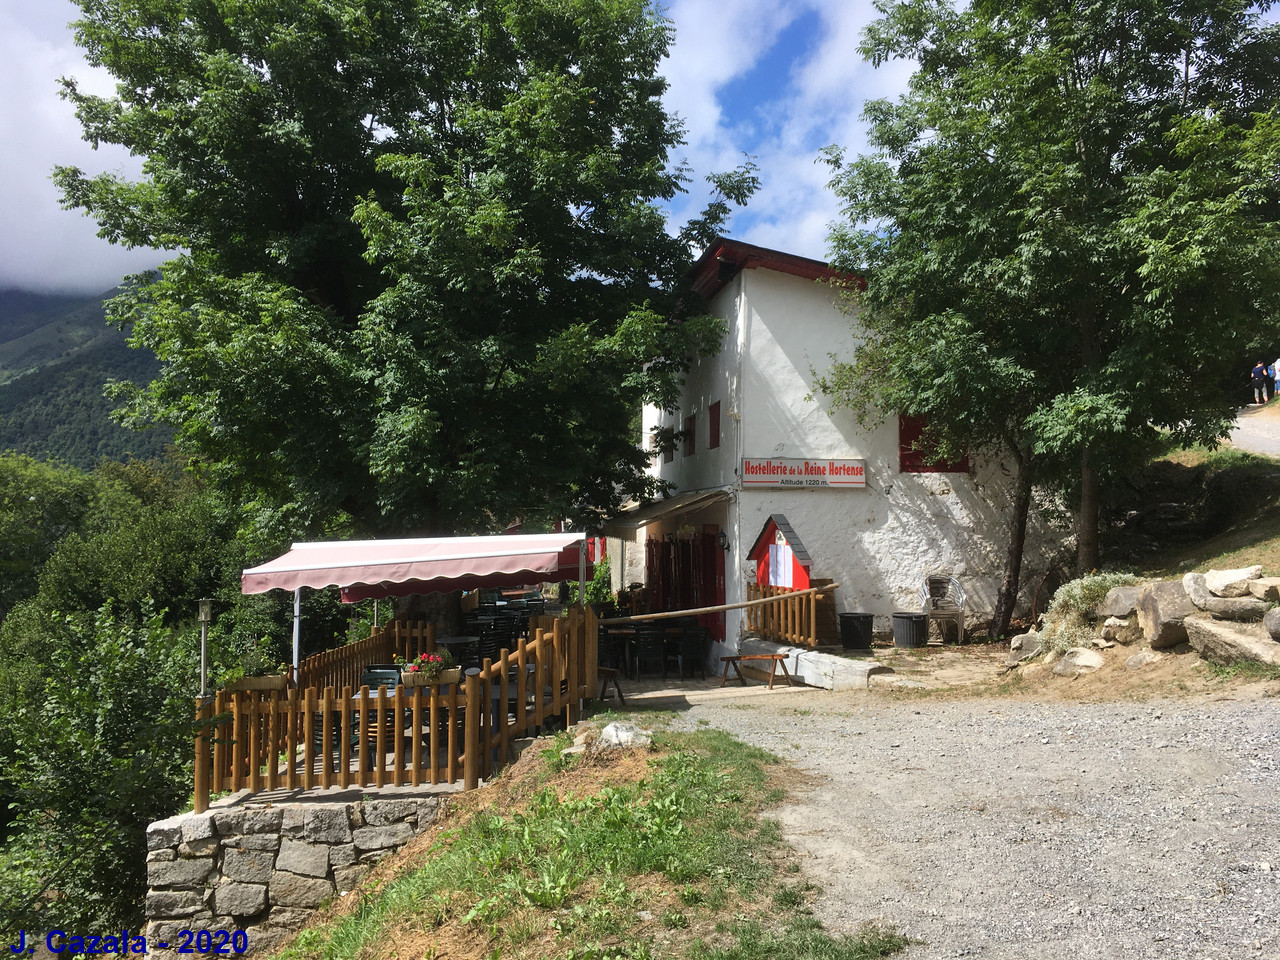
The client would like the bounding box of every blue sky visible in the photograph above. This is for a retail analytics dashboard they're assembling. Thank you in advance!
[0,1,910,293]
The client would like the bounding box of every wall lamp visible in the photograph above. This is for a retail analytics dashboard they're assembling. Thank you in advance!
[718,530,730,552]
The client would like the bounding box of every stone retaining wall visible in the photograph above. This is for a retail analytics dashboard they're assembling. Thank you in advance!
[145,796,444,955]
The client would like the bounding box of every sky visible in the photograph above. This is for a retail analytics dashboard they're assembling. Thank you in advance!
[0,1,913,295]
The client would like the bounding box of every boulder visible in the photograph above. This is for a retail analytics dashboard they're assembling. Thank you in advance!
[1183,573,1267,621]
[1247,577,1280,602]
[222,847,274,885]
[1266,607,1280,642]
[1100,616,1142,645]
[303,806,351,844]
[352,823,413,851]
[1125,650,1163,671]
[1052,647,1106,677]
[1098,585,1143,619]
[1136,580,1197,648]
[1204,566,1262,598]
[1183,614,1280,666]
[1006,630,1043,666]
[597,722,653,749]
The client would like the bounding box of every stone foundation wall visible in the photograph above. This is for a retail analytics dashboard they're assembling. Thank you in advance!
[145,796,444,955]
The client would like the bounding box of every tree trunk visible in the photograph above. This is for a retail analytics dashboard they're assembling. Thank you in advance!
[991,449,1032,639]
[1077,445,1101,572]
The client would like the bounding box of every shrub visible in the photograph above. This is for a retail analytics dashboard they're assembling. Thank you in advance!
[1039,572,1142,653]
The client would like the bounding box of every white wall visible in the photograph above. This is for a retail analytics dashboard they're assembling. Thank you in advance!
[641,261,1064,638]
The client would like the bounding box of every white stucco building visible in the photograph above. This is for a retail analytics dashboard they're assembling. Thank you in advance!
[607,238,1061,649]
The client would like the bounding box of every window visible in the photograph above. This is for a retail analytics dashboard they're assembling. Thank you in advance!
[899,415,969,473]
[708,401,721,449]
[683,414,696,456]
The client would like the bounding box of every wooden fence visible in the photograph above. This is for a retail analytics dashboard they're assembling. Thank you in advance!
[744,583,823,647]
[193,607,598,813]
[296,620,437,691]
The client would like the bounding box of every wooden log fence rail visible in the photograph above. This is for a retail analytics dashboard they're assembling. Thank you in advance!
[193,608,598,813]
[744,583,819,647]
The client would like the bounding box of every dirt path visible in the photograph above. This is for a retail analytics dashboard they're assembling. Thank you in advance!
[668,663,1280,960]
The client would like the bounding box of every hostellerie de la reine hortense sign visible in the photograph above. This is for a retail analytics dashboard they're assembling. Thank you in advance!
[741,458,866,488]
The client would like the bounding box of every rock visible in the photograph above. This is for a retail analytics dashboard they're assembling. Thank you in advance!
[1052,647,1106,678]
[224,834,279,851]
[334,863,370,893]
[1184,615,1280,666]
[222,847,275,885]
[362,799,417,826]
[1247,577,1280,602]
[240,808,284,834]
[147,819,183,851]
[1006,630,1043,665]
[1266,607,1280,642]
[146,889,208,919]
[1043,649,1062,666]
[1205,565,1262,598]
[1125,650,1162,671]
[275,839,329,878]
[280,807,306,837]
[212,882,267,917]
[1098,585,1143,619]
[561,744,587,756]
[211,810,245,836]
[178,838,219,857]
[181,814,216,843]
[415,798,441,830]
[1136,580,1197,648]
[597,722,653,749]
[1101,616,1142,645]
[147,849,177,862]
[1091,637,1115,649]
[329,843,358,867]
[1183,573,1267,620]
[268,872,335,909]
[147,856,215,888]
[352,823,414,851]
[304,806,352,844]
[265,908,313,929]
[237,926,291,955]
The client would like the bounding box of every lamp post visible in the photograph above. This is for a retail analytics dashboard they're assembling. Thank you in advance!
[197,598,212,697]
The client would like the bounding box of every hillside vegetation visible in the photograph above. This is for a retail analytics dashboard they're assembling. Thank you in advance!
[0,289,170,466]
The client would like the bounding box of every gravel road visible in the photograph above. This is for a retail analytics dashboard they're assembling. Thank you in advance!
[670,691,1280,960]
[1229,404,1280,458]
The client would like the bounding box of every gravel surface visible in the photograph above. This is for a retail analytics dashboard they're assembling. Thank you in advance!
[1229,404,1280,458]
[669,691,1280,959]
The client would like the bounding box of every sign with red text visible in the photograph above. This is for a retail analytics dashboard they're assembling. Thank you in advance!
[741,458,866,488]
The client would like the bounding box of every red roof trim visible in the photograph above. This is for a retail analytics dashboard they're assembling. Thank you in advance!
[689,237,858,300]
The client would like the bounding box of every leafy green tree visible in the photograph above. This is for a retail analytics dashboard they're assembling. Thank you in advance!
[0,606,198,935]
[818,0,1280,635]
[56,0,753,537]
[0,454,98,620]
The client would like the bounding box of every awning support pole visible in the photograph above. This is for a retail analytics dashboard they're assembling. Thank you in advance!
[292,588,301,680]
[578,540,587,603]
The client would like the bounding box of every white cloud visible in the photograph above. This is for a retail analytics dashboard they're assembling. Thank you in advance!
[661,0,913,263]
[0,1,158,293]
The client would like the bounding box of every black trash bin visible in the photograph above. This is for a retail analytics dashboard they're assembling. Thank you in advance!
[891,612,927,648]
[838,613,874,651]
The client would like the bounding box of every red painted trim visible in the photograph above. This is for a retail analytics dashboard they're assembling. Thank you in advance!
[689,237,859,300]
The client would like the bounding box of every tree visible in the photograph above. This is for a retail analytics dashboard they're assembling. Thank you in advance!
[818,0,1280,635]
[55,0,754,537]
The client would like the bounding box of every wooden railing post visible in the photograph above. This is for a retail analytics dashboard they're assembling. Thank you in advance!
[463,671,480,790]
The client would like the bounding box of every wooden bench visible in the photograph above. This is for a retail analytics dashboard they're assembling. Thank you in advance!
[597,666,626,705]
[719,653,794,689]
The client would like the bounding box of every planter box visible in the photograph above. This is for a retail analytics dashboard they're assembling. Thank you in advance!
[225,675,290,692]
[401,667,463,687]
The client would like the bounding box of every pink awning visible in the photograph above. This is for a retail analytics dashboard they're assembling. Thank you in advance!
[241,533,588,601]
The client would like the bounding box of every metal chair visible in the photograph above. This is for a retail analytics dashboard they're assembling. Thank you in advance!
[677,624,708,680]
[632,622,672,679]
[918,574,965,645]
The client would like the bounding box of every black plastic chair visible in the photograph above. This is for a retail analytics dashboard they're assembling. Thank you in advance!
[598,625,627,677]
[677,625,709,680]
[633,622,672,679]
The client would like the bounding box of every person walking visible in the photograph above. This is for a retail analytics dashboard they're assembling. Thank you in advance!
[1252,360,1269,404]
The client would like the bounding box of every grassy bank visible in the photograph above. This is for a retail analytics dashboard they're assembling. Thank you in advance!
[272,722,906,960]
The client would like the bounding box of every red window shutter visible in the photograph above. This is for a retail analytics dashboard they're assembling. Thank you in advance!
[899,415,969,473]
[709,401,721,450]
[684,414,696,456]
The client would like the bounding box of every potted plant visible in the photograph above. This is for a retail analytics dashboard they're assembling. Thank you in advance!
[396,648,461,686]
[224,662,292,691]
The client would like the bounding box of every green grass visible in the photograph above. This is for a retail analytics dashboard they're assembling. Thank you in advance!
[1202,660,1280,683]
[271,719,905,960]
